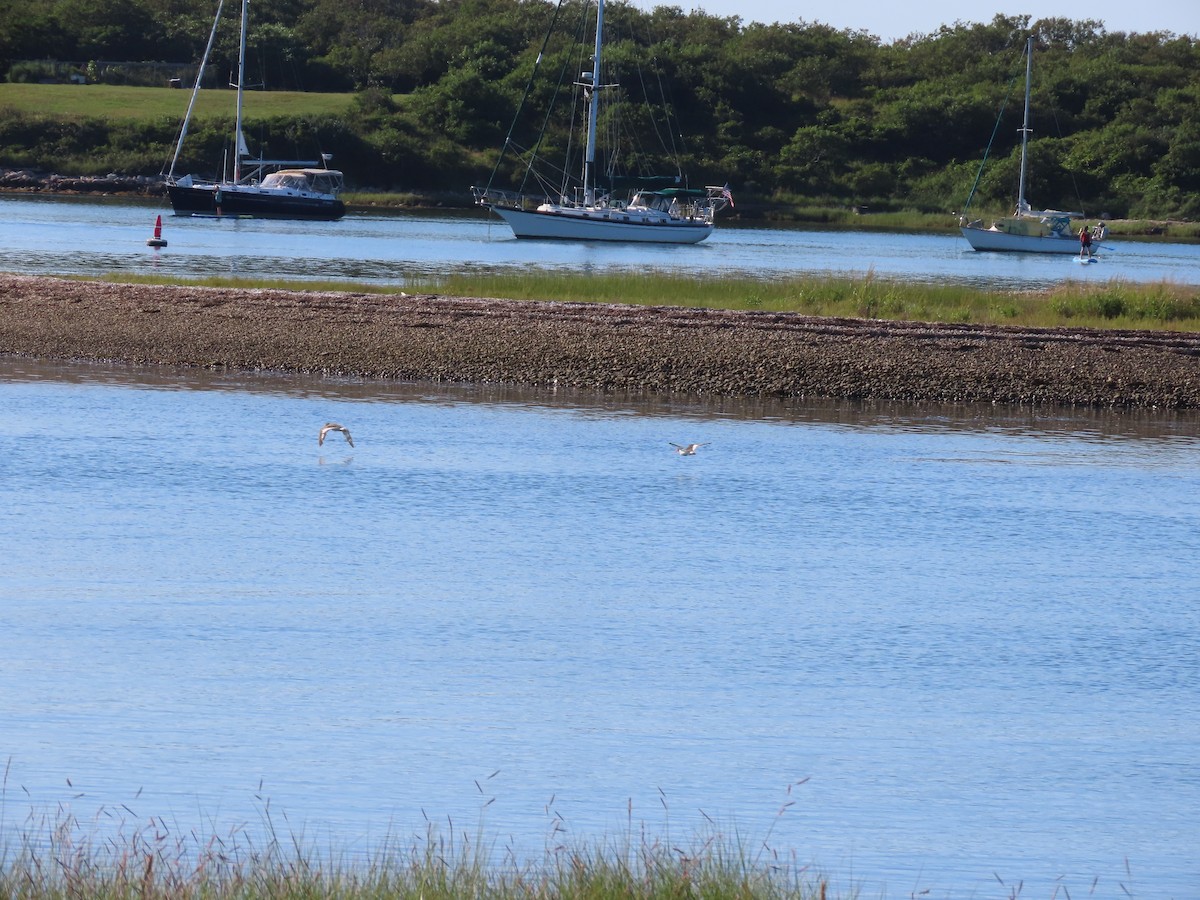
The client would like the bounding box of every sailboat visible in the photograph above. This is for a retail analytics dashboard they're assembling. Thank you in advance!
[471,0,730,243]
[164,0,345,220]
[959,37,1101,254]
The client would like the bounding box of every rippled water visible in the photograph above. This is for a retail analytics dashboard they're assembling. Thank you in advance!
[2,357,1198,899]
[1,193,1198,290]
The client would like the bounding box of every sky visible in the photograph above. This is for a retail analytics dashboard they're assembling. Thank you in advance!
[631,0,1198,43]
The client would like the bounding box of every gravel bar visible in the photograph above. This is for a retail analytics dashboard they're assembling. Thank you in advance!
[3,273,1200,408]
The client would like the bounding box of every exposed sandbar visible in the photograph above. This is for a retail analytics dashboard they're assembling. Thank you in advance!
[3,273,1200,408]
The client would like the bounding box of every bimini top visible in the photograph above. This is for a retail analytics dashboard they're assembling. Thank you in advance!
[259,169,345,196]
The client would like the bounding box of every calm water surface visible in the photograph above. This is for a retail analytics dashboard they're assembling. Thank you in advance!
[1,358,1197,899]
[1,193,1198,289]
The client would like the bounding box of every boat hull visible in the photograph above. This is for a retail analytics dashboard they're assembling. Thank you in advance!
[489,205,713,244]
[167,183,345,221]
[960,225,1089,254]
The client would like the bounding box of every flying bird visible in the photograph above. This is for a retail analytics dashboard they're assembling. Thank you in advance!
[670,442,708,455]
[319,422,354,448]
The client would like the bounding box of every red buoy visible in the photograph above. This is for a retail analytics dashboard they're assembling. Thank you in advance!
[146,214,168,247]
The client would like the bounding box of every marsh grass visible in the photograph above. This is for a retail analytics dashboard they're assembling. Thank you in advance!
[100,270,1200,332]
[0,789,833,900]
[343,190,473,207]
[1107,219,1200,241]
[429,271,1200,331]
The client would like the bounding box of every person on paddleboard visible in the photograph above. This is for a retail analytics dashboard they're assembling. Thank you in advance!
[1079,223,1094,259]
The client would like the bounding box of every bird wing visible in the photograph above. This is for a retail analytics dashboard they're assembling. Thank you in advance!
[320,423,347,446]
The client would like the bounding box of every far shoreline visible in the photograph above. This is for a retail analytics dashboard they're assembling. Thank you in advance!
[2,169,1198,240]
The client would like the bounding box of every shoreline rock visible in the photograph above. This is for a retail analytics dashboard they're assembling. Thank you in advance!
[2,273,1200,408]
[0,168,165,195]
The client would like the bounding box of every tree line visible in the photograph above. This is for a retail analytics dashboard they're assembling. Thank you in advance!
[0,0,1197,218]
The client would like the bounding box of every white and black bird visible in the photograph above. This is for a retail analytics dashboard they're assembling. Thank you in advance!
[670,442,708,456]
[319,422,354,448]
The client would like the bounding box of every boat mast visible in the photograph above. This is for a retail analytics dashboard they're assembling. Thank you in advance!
[1016,35,1033,213]
[582,0,604,206]
[167,0,225,180]
[233,0,249,182]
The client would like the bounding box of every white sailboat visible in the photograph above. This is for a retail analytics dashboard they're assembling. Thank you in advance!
[472,0,730,243]
[960,37,1102,254]
[164,0,345,220]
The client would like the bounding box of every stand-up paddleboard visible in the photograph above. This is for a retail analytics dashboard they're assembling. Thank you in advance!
[1076,256,1099,264]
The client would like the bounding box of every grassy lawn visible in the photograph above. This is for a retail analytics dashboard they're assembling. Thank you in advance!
[0,82,358,122]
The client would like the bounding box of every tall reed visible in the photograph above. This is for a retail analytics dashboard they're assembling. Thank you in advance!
[0,789,834,899]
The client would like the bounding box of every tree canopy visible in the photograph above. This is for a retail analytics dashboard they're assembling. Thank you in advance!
[1,0,1197,218]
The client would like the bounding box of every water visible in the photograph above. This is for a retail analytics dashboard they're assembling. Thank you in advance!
[1,357,1198,900]
[2,196,1199,897]
[1,193,1198,289]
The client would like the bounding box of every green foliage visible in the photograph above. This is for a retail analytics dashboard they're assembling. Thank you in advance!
[1050,283,1200,323]
[0,0,1197,217]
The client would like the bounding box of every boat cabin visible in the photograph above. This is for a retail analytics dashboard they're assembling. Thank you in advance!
[629,191,682,215]
[259,168,345,197]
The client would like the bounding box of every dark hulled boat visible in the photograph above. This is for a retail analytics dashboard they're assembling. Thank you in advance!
[164,0,345,221]
[166,167,345,220]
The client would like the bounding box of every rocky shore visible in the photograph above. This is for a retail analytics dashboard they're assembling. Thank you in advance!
[3,273,1200,408]
[0,168,164,195]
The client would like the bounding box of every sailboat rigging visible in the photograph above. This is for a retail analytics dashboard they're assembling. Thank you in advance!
[164,0,345,220]
[959,36,1103,254]
[472,0,731,243]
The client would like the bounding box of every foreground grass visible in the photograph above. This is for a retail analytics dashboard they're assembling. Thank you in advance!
[0,807,833,900]
[0,842,832,900]
[104,271,1200,332]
